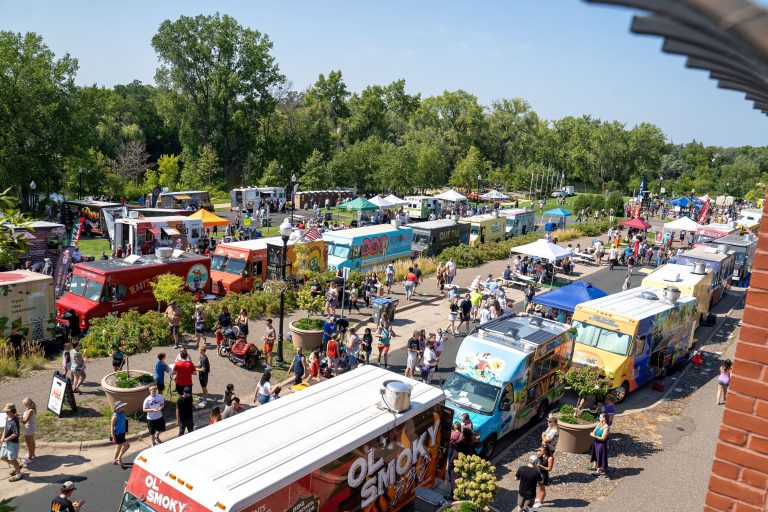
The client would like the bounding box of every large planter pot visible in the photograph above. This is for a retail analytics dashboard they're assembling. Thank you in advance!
[289,320,324,351]
[437,502,501,512]
[101,370,154,416]
[557,420,595,453]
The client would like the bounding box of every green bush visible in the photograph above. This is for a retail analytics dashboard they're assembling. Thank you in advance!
[114,372,155,388]
[588,194,605,211]
[293,318,325,330]
[452,454,498,509]
[559,404,575,415]
[81,310,172,359]
[605,191,625,214]
[558,414,578,424]
[437,245,483,267]
[579,410,597,422]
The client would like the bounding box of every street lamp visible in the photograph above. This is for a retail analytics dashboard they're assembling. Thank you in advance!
[476,174,482,213]
[290,173,297,226]
[275,217,293,365]
[29,181,36,215]
[78,167,83,200]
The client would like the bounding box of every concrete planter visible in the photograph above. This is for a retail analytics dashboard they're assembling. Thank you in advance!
[101,370,154,416]
[437,502,501,512]
[556,419,595,453]
[289,320,323,351]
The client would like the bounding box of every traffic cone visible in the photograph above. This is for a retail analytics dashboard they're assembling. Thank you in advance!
[691,351,703,366]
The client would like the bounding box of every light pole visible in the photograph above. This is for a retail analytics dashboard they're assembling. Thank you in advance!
[78,167,83,200]
[476,174,482,213]
[275,217,293,365]
[29,181,37,215]
[290,173,297,226]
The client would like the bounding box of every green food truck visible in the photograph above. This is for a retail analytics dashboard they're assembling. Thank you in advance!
[410,219,471,257]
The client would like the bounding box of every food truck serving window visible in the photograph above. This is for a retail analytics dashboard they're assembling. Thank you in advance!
[119,492,155,512]
[211,254,227,271]
[330,244,350,258]
[573,320,631,356]
[443,373,500,415]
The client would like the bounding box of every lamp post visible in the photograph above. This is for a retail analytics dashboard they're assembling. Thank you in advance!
[476,174,482,213]
[78,167,83,200]
[275,217,293,365]
[29,181,37,215]
[290,173,297,226]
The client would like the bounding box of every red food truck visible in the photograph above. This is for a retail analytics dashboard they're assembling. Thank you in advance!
[211,237,327,295]
[119,365,451,512]
[55,250,210,332]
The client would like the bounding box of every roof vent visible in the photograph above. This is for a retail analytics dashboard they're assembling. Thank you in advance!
[379,380,411,413]
[717,244,729,254]
[662,273,680,282]
[663,286,681,304]
[640,291,659,300]
[128,211,140,219]
[691,262,707,275]
[391,219,402,228]
[155,247,173,260]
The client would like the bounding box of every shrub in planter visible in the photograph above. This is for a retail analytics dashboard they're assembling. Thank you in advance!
[293,318,325,331]
[555,366,611,453]
[452,453,498,510]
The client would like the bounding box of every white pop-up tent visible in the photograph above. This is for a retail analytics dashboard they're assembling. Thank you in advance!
[368,196,397,209]
[510,239,573,261]
[663,216,700,232]
[435,189,467,202]
[480,190,509,200]
[384,194,408,206]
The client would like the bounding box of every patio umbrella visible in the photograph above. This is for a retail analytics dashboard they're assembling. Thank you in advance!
[188,209,229,227]
[480,189,509,200]
[384,194,408,206]
[368,196,396,209]
[663,216,700,232]
[620,218,652,230]
[435,190,467,202]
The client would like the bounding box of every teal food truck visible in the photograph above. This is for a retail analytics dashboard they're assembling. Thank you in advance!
[443,315,576,457]
[322,223,414,272]
[410,219,470,257]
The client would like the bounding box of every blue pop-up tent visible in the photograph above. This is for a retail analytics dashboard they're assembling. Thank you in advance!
[532,281,608,313]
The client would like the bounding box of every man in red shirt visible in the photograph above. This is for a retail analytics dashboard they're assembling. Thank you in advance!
[172,352,196,395]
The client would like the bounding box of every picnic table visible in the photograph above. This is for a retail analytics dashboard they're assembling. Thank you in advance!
[573,251,596,264]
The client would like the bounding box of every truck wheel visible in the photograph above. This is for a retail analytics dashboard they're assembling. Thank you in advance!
[536,400,550,422]
[481,434,497,459]
[613,382,629,403]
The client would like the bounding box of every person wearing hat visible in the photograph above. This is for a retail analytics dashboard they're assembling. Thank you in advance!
[51,481,85,511]
[164,299,183,348]
[110,401,130,466]
[533,304,545,317]
[1,403,22,481]
[385,263,395,294]
[513,454,543,512]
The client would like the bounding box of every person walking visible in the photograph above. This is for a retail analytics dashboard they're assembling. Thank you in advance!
[60,342,72,378]
[404,267,418,301]
[458,294,473,335]
[361,328,373,365]
[524,283,535,312]
[447,297,460,336]
[445,258,457,285]
[70,341,86,394]
[143,385,165,446]
[51,481,85,511]
[289,347,307,385]
[608,246,618,271]
[385,263,395,294]
[513,455,543,512]
[405,331,421,379]
[165,300,183,348]
[324,283,339,317]
[20,398,36,465]
[589,412,610,475]
[533,446,555,509]
[195,345,210,408]
[154,353,169,395]
[1,403,23,481]
[622,273,631,291]
[255,372,272,405]
[193,304,206,346]
[347,284,361,314]
[110,401,130,466]
[176,387,195,435]
[717,359,732,405]
[376,323,391,368]
[346,328,360,371]
[262,318,276,368]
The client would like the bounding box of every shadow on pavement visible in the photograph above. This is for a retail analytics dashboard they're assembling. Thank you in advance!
[548,498,590,508]
[27,454,91,472]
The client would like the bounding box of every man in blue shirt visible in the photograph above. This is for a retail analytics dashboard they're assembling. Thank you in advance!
[503,265,513,281]
[154,353,169,394]
[322,317,336,353]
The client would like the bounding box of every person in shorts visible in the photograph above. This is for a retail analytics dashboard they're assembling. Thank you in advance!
[513,455,543,512]
[405,331,421,378]
[111,401,130,466]
[143,386,166,446]
[376,323,391,368]
[193,303,206,346]
[1,403,22,481]
[262,319,276,368]
[165,300,182,348]
[326,333,340,376]
[195,345,210,407]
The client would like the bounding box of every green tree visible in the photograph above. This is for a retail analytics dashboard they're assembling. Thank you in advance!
[152,13,284,184]
[258,160,283,187]
[486,98,540,168]
[181,144,221,189]
[0,188,30,268]
[299,149,332,190]
[156,153,181,188]
[449,146,491,193]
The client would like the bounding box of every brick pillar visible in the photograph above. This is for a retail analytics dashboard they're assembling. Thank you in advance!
[705,197,768,512]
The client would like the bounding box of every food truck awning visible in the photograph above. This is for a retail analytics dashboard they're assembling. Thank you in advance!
[147,228,161,235]
[174,194,192,200]
[162,227,181,236]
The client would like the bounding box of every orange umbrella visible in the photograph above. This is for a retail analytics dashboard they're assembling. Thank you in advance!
[189,209,230,227]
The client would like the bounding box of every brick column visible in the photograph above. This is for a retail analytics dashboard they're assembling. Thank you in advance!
[705,197,768,512]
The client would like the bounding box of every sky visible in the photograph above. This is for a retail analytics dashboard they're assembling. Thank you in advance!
[1,0,766,147]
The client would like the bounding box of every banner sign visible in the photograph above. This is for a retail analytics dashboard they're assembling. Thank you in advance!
[70,217,85,246]
[266,243,285,281]
[53,246,75,298]
[151,186,161,208]
[48,371,77,416]
[698,200,710,224]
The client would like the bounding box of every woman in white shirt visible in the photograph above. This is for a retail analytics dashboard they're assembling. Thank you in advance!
[254,372,272,405]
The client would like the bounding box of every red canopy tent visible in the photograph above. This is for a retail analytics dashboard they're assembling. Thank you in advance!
[620,218,652,230]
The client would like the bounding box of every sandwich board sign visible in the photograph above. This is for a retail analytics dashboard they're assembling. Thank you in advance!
[48,372,78,416]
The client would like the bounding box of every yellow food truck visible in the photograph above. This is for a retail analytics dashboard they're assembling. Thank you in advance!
[571,287,698,402]
[641,263,713,323]
[461,213,505,247]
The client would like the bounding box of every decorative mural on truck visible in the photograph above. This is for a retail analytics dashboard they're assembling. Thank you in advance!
[362,235,390,259]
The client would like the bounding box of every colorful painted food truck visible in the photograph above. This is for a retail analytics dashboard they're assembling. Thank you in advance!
[409,219,470,257]
[497,208,535,238]
[229,187,287,212]
[641,263,713,323]
[706,234,757,284]
[13,221,67,268]
[322,223,413,272]
[113,216,204,255]
[120,365,451,512]
[157,190,212,210]
[55,251,210,332]
[210,237,327,295]
[675,245,736,307]
[461,213,505,247]
[62,200,127,237]
[443,314,575,457]
[572,287,698,402]
[695,222,740,244]
[0,270,55,345]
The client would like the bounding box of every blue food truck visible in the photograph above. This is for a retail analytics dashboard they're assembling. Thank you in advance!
[322,223,414,271]
[442,315,576,457]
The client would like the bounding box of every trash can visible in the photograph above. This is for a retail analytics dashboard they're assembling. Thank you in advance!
[371,297,389,326]
[385,297,399,322]
[414,487,446,512]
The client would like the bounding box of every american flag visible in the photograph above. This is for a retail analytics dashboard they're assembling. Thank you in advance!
[302,227,322,242]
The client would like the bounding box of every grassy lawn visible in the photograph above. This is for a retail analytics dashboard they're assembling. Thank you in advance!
[78,238,111,258]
